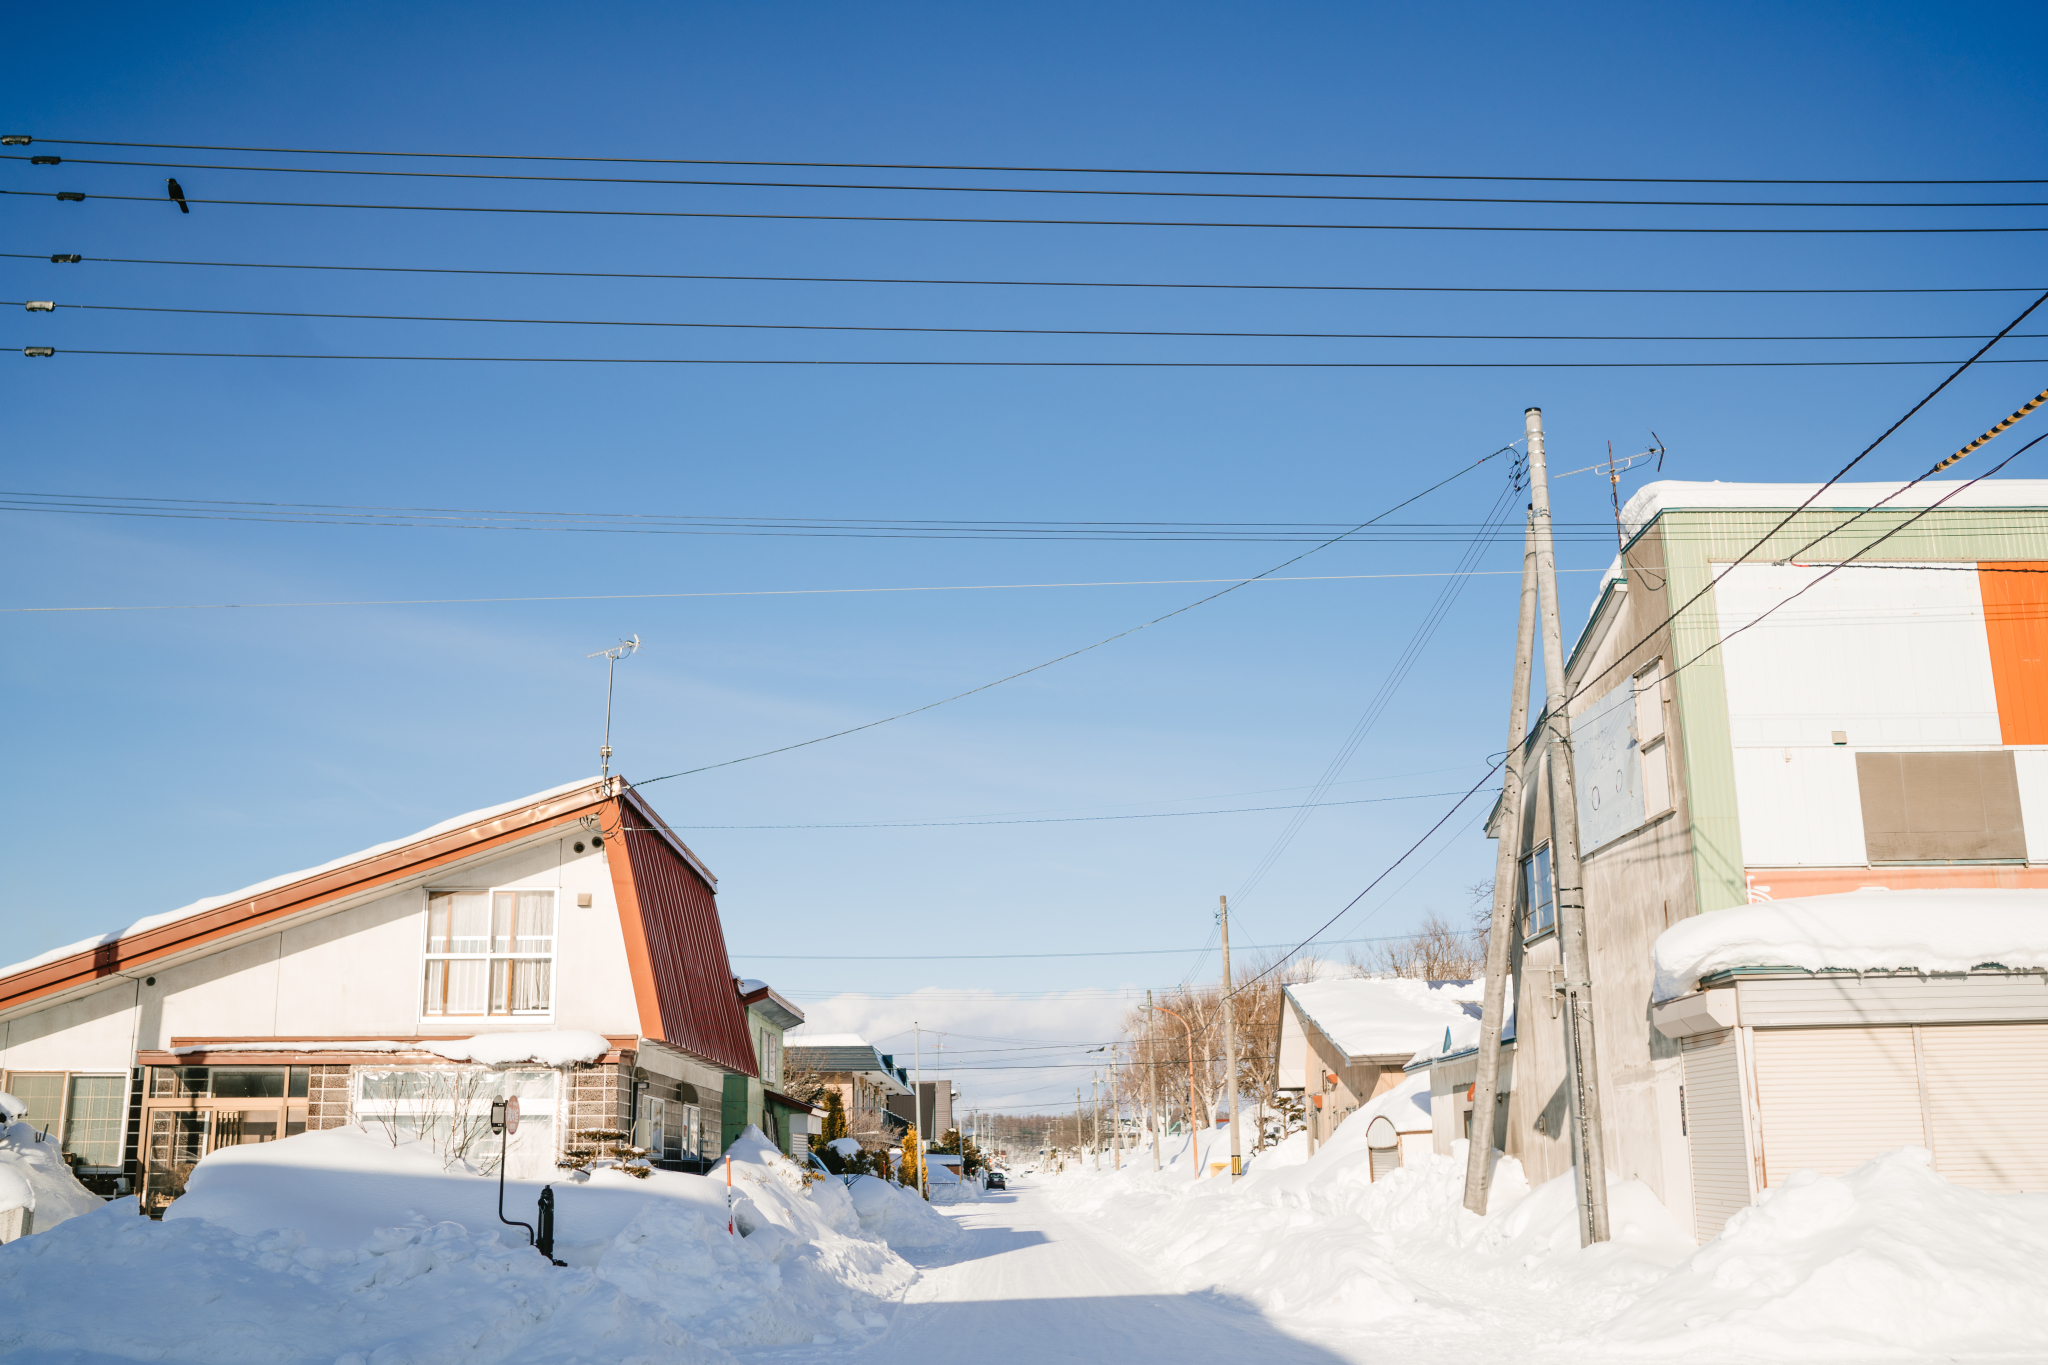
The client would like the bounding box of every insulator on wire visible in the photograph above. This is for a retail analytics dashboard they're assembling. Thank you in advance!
[50,254,81,263]
[25,301,55,312]
[24,347,54,357]
[0,135,30,146]
[30,155,60,165]
[55,191,84,201]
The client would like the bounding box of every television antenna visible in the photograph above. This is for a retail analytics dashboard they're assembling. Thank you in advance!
[586,635,639,785]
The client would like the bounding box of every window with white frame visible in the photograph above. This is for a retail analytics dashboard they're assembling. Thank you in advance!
[1523,844,1555,937]
[423,888,556,1017]
[756,1028,782,1087]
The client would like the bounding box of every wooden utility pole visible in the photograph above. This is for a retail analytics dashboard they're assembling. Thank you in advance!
[1463,507,1541,1216]
[1146,989,1162,1171]
[1220,895,1243,1180]
[1526,405,1613,1246]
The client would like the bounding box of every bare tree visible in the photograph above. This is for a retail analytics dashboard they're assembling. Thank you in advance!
[1348,910,1487,981]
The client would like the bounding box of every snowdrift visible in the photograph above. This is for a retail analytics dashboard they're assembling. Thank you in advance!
[846,1174,963,1248]
[1049,1110,2048,1360]
[0,1125,913,1362]
[0,1105,106,1235]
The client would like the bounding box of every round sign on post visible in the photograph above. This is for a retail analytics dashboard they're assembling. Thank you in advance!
[504,1096,521,1135]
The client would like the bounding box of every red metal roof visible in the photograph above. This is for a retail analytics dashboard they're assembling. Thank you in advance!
[605,789,759,1077]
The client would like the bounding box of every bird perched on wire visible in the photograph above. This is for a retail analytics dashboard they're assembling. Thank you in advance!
[166,178,188,213]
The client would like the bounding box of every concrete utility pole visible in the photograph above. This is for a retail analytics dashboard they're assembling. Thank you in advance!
[1111,1050,1124,1170]
[1526,406,1613,1246]
[1146,990,1162,1171]
[1463,507,1541,1216]
[1092,1073,1101,1170]
[1220,895,1243,1180]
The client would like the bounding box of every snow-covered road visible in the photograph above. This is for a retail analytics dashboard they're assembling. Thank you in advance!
[741,1178,1355,1365]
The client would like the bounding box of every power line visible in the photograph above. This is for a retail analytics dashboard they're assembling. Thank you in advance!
[16,154,2048,209]
[628,446,1513,787]
[10,188,2048,234]
[18,346,2048,368]
[26,138,2048,185]
[0,568,1614,615]
[9,252,2037,296]
[735,930,1433,961]
[631,789,1474,830]
[12,492,2048,547]
[17,299,2046,344]
[1230,759,1510,999]
[1560,288,2048,713]
[1230,469,1524,911]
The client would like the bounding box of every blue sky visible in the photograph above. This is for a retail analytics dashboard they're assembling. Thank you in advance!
[4,2,2045,1106]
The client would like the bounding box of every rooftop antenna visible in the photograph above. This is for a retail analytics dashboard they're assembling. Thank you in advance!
[587,635,639,788]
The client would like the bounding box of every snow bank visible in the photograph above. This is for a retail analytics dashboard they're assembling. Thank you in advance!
[1651,889,2048,1000]
[0,1113,105,1231]
[1053,1120,2048,1360]
[0,1124,913,1362]
[1602,1148,2048,1359]
[845,1175,962,1248]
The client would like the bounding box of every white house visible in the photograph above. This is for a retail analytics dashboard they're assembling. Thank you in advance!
[0,777,787,1213]
[1276,976,1483,1169]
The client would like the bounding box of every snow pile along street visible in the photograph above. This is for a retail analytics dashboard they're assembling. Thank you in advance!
[0,1125,914,1362]
[0,1094,108,1236]
[1045,1097,2048,1361]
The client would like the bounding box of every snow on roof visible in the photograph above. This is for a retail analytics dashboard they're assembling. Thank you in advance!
[166,1030,614,1067]
[785,1032,871,1048]
[1652,888,2048,1001]
[0,776,605,982]
[1284,977,1489,1064]
[1620,478,2048,543]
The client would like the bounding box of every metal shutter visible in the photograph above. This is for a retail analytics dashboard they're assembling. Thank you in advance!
[1751,1027,1923,1186]
[1918,1022,2048,1192]
[1680,1031,1752,1240]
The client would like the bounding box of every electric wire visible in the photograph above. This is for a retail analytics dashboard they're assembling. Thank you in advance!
[627,446,1513,788]
[10,188,2048,234]
[15,299,2048,345]
[1558,287,2048,713]
[26,138,2048,185]
[650,788,1470,829]
[1227,469,1524,914]
[18,346,2048,369]
[16,155,2048,208]
[1645,432,2048,699]
[0,568,1612,615]
[733,929,1436,961]
[7,252,2037,296]
[1780,383,2048,561]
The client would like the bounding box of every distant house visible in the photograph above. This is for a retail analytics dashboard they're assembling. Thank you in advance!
[888,1078,956,1142]
[0,777,770,1211]
[1276,976,1483,1169]
[784,1034,912,1147]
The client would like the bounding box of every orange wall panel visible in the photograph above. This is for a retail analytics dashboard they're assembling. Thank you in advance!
[1978,561,2048,744]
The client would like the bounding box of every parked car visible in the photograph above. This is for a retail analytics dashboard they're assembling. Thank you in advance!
[985,1169,1007,1189]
